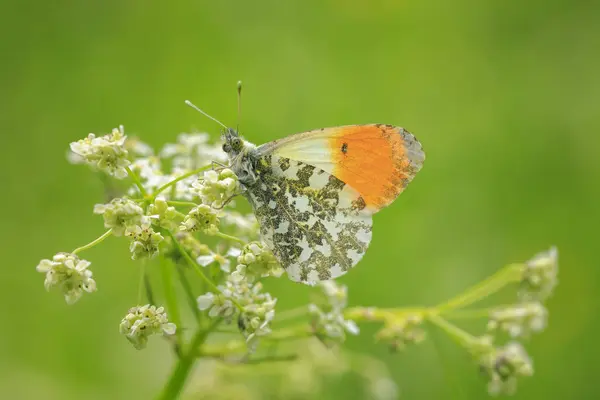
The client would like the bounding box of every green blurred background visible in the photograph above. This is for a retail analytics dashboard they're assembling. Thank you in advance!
[2,0,599,398]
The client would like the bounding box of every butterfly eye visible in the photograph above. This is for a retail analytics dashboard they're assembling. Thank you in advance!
[232,138,242,149]
[222,143,232,153]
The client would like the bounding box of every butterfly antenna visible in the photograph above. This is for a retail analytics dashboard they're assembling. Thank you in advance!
[184,100,228,130]
[236,80,242,133]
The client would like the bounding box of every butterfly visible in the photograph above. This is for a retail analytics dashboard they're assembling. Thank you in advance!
[221,124,425,285]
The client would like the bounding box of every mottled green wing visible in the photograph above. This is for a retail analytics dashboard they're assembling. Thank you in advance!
[244,153,372,284]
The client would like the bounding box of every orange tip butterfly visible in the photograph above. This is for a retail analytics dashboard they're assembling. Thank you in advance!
[186,85,425,285]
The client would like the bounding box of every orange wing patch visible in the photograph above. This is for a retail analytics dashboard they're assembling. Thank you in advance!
[328,125,424,212]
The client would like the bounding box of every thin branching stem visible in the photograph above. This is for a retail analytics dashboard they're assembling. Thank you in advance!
[71,229,113,255]
[126,166,148,197]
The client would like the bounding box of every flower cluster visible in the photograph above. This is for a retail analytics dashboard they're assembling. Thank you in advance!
[160,132,227,170]
[471,338,534,396]
[487,302,547,338]
[198,275,277,346]
[119,305,176,350]
[147,197,180,230]
[181,204,220,234]
[519,247,558,301]
[231,241,283,282]
[126,222,164,260]
[194,168,240,208]
[36,253,97,304]
[375,314,426,351]
[309,281,359,344]
[93,198,144,236]
[69,126,130,179]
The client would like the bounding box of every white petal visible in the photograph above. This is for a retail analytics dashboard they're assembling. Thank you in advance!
[197,293,215,310]
[196,255,216,267]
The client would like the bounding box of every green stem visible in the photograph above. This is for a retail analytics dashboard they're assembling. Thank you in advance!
[144,272,156,305]
[175,264,201,323]
[137,262,146,304]
[126,166,148,197]
[157,319,221,400]
[442,308,496,320]
[71,229,113,255]
[167,200,198,207]
[434,264,523,314]
[200,352,298,364]
[274,306,309,323]
[161,258,183,344]
[427,313,476,348]
[164,229,244,311]
[153,165,212,198]
[212,231,247,246]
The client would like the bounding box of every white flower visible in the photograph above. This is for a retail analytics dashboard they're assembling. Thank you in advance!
[119,304,176,350]
[487,302,547,338]
[375,314,425,351]
[309,303,359,341]
[69,126,131,179]
[36,253,97,304]
[193,168,241,208]
[197,290,236,318]
[519,247,559,301]
[125,223,164,260]
[180,204,219,234]
[147,197,180,230]
[320,280,349,309]
[160,132,227,170]
[196,247,241,272]
[125,136,154,157]
[231,241,283,282]
[477,342,534,396]
[239,293,277,345]
[93,198,144,236]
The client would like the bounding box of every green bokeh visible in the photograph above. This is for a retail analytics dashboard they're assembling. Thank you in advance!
[2,1,599,398]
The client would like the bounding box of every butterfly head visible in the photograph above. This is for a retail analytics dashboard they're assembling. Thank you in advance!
[221,128,244,156]
[221,127,258,185]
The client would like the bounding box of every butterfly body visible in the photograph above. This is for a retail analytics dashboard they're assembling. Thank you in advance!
[222,124,424,285]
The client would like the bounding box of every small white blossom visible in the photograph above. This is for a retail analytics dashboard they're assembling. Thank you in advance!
[320,280,349,309]
[125,136,154,157]
[193,168,240,208]
[476,341,534,396]
[147,197,180,230]
[197,290,236,318]
[198,275,278,348]
[239,294,277,344]
[309,303,359,341]
[196,247,241,272]
[180,204,219,234]
[36,253,97,304]
[519,247,558,301]
[488,302,547,338]
[93,198,144,236]
[127,156,168,196]
[126,223,164,260]
[69,126,130,179]
[119,304,176,350]
[309,281,359,343]
[231,241,283,282]
[376,314,426,351]
[160,132,227,170]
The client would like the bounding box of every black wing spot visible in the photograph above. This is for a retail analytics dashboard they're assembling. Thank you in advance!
[341,142,348,154]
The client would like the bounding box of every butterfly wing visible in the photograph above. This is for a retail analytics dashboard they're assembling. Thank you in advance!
[244,153,372,284]
[256,124,425,213]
